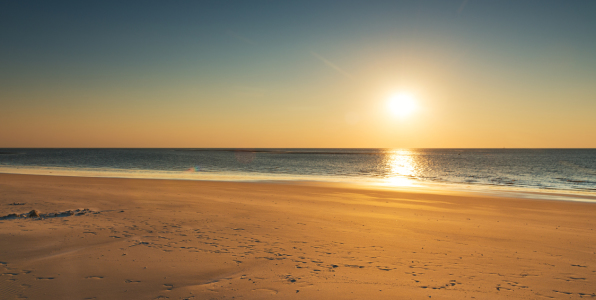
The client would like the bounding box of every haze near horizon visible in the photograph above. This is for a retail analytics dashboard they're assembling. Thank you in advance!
[1,1,595,148]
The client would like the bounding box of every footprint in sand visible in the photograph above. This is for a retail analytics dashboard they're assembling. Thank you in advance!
[125,279,141,283]
[252,288,278,295]
[552,290,573,295]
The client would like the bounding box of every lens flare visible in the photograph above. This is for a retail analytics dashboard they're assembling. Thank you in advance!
[235,150,256,164]
[186,165,200,172]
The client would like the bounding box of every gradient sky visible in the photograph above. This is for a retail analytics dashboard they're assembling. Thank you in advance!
[1,0,595,148]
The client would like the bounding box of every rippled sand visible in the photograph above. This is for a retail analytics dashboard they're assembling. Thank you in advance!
[1,174,595,299]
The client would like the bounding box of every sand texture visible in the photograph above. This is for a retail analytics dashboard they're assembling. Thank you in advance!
[1,174,595,299]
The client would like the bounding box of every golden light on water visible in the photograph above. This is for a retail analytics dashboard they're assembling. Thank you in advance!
[385,149,417,186]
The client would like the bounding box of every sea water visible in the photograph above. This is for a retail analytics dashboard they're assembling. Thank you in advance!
[0,148,595,197]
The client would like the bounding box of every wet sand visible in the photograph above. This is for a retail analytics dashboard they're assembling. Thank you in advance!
[1,173,595,299]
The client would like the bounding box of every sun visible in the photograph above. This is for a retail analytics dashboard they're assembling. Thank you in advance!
[388,93,417,117]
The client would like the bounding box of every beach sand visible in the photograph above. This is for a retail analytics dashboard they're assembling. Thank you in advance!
[1,174,595,299]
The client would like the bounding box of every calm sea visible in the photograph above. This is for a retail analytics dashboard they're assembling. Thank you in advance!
[1,148,595,196]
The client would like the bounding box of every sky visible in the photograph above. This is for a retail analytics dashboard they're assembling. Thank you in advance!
[1,0,595,148]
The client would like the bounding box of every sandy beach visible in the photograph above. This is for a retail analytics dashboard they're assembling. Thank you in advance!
[1,173,595,299]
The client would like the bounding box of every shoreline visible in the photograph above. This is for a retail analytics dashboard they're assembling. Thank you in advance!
[1,173,595,299]
[1,166,595,203]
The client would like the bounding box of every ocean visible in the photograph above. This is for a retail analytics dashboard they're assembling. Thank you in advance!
[1,148,595,197]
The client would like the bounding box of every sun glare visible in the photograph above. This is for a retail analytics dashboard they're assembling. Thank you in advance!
[388,93,417,117]
[385,149,416,187]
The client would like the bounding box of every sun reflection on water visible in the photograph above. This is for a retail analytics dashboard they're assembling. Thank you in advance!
[385,149,417,186]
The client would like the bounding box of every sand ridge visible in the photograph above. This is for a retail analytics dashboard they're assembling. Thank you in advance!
[1,173,595,299]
